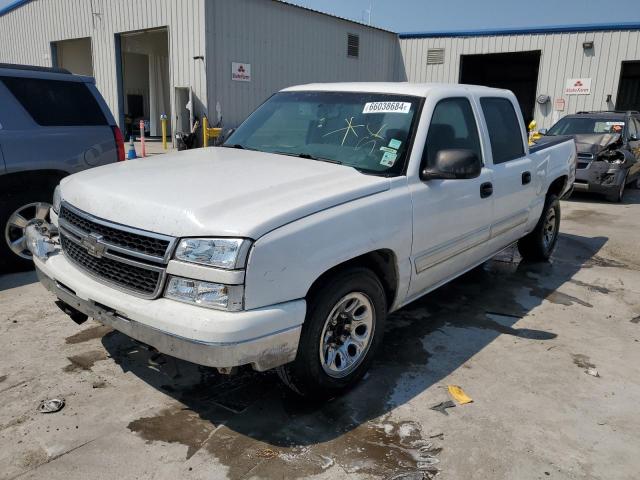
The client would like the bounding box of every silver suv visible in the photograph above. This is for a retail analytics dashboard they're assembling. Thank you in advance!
[0,64,123,271]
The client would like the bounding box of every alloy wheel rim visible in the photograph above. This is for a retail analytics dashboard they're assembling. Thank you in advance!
[319,292,375,378]
[4,202,51,259]
[542,207,557,250]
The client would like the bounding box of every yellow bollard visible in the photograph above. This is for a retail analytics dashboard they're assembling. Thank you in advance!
[161,114,168,150]
[202,116,222,148]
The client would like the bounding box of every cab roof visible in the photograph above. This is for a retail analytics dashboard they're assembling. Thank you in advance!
[282,82,512,98]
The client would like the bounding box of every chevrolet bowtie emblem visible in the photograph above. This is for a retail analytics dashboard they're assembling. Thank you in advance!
[81,233,106,258]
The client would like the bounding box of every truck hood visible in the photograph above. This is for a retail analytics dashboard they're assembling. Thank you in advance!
[573,133,622,156]
[60,148,390,239]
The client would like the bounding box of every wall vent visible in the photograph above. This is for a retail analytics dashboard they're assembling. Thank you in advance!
[347,33,360,58]
[427,48,445,65]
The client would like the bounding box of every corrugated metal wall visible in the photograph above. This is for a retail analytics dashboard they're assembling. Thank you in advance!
[205,0,402,127]
[0,0,206,132]
[400,30,640,128]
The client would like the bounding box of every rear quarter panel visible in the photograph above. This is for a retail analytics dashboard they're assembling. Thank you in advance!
[0,76,117,177]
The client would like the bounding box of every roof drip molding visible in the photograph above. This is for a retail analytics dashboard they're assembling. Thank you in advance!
[399,22,640,38]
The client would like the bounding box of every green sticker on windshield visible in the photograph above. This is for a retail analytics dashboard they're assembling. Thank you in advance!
[380,151,397,167]
[388,139,402,149]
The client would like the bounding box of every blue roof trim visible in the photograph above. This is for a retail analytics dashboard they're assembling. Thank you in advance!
[399,22,640,38]
[0,0,31,16]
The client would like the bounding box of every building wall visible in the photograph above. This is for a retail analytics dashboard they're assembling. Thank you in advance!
[0,0,207,132]
[205,0,403,127]
[400,30,640,128]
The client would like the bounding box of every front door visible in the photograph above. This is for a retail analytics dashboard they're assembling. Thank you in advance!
[407,96,494,300]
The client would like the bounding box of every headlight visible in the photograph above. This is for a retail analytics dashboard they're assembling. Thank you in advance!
[165,276,244,311]
[174,238,250,269]
[52,185,61,214]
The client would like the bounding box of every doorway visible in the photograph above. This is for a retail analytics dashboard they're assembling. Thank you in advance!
[174,87,193,134]
[460,51,541,125]
[116,28,170,140]
[616,61,640,112]
[51,37,93,76]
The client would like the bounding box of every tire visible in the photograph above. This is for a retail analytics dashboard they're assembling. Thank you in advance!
[606,171,627,202]
[1,187,55,272]
[276,267,387,396]
[517,194,560,262]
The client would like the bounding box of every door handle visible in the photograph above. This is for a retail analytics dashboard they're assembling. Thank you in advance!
[480,182,493,198]
[522,171,531,185]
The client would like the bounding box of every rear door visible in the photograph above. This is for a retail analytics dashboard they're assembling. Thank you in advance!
[0,74,117,175]
[407,95,494,300]
[478,96,535,246]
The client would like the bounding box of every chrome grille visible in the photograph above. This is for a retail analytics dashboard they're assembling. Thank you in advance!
[60,204,171,260]
[61,235,161,296]
[58,203,175,298]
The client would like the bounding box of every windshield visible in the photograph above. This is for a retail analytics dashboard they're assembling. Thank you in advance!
[224,91,422,175]
[547,117,625,136]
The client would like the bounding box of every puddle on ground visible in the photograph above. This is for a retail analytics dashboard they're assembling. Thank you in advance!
[571,354,596,370]
[65,325,113,344]
[529,286,592,307]
[63,350,108,372]
[568,279,612,295]
[0,375,6,383]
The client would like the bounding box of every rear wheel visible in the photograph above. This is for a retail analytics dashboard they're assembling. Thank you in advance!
[517,194,560,262]
[1,189,54,272]
[276,268,386,396]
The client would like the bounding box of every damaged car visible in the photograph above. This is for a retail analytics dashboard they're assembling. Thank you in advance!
[539,111,640,202]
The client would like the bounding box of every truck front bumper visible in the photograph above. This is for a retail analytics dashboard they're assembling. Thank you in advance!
[574,161,626,195]
[32,236,305,372]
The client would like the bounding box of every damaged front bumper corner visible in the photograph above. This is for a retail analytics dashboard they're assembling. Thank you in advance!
[573,161,627,194]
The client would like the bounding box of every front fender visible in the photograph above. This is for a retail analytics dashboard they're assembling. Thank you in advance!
[243,180,413,311]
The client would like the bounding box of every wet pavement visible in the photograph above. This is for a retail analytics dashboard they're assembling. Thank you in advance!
[1,190,640,479]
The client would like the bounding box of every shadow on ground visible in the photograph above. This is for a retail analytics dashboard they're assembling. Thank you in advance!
[0,269,37,292]
[99,232,609,478]
[567,187,640,205]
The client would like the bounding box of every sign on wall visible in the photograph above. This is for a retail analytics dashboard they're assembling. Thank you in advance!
[232,62,251,82]
[554,98,566,111]
[565,78,591,95]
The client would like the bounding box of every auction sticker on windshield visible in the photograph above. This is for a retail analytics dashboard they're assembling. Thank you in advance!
[363,102,411,114]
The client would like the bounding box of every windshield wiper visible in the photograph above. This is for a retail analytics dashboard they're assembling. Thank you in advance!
[221,143,246,149]
[272,151,343,165]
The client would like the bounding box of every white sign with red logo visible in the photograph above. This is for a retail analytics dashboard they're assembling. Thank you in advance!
[565,78,591,95]
[231,62,251,82]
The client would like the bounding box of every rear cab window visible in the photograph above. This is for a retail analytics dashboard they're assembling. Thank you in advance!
[480,97,525,164]
[0,76,107,127]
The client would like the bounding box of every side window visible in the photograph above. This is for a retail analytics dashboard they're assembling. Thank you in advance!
[424,97,482,167]
[0,76,107,127]
[629,117,639,138]
[480,97,525,164]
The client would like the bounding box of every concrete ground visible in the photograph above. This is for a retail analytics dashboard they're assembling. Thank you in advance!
[1,190,640,480]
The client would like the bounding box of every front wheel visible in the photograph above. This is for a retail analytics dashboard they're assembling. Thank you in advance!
[517,194,560,262]
[277,268,387,396]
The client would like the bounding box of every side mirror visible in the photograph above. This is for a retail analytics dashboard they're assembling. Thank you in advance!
[538,128,548,136]
[421,149,482,181]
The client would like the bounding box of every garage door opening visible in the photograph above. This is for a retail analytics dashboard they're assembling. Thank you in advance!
[116,28,170,140]
[460,51,541,125]
[51,37,93,76]
[616,61,640,112]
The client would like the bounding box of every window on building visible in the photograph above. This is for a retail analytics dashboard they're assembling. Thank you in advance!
[347,33,360,58]
[1,76,107,126]
[480,97,525,164]
[423,97,482,167]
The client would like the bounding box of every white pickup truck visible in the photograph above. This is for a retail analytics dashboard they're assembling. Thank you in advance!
[28,83,576,395]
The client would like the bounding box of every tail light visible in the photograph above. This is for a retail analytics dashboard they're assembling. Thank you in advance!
[112,126,125,162]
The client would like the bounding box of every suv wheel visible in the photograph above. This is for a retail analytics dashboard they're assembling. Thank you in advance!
[606,172,627,202]
[1,190,53,272]
[276,268,386,396]
[517,194,560,262]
